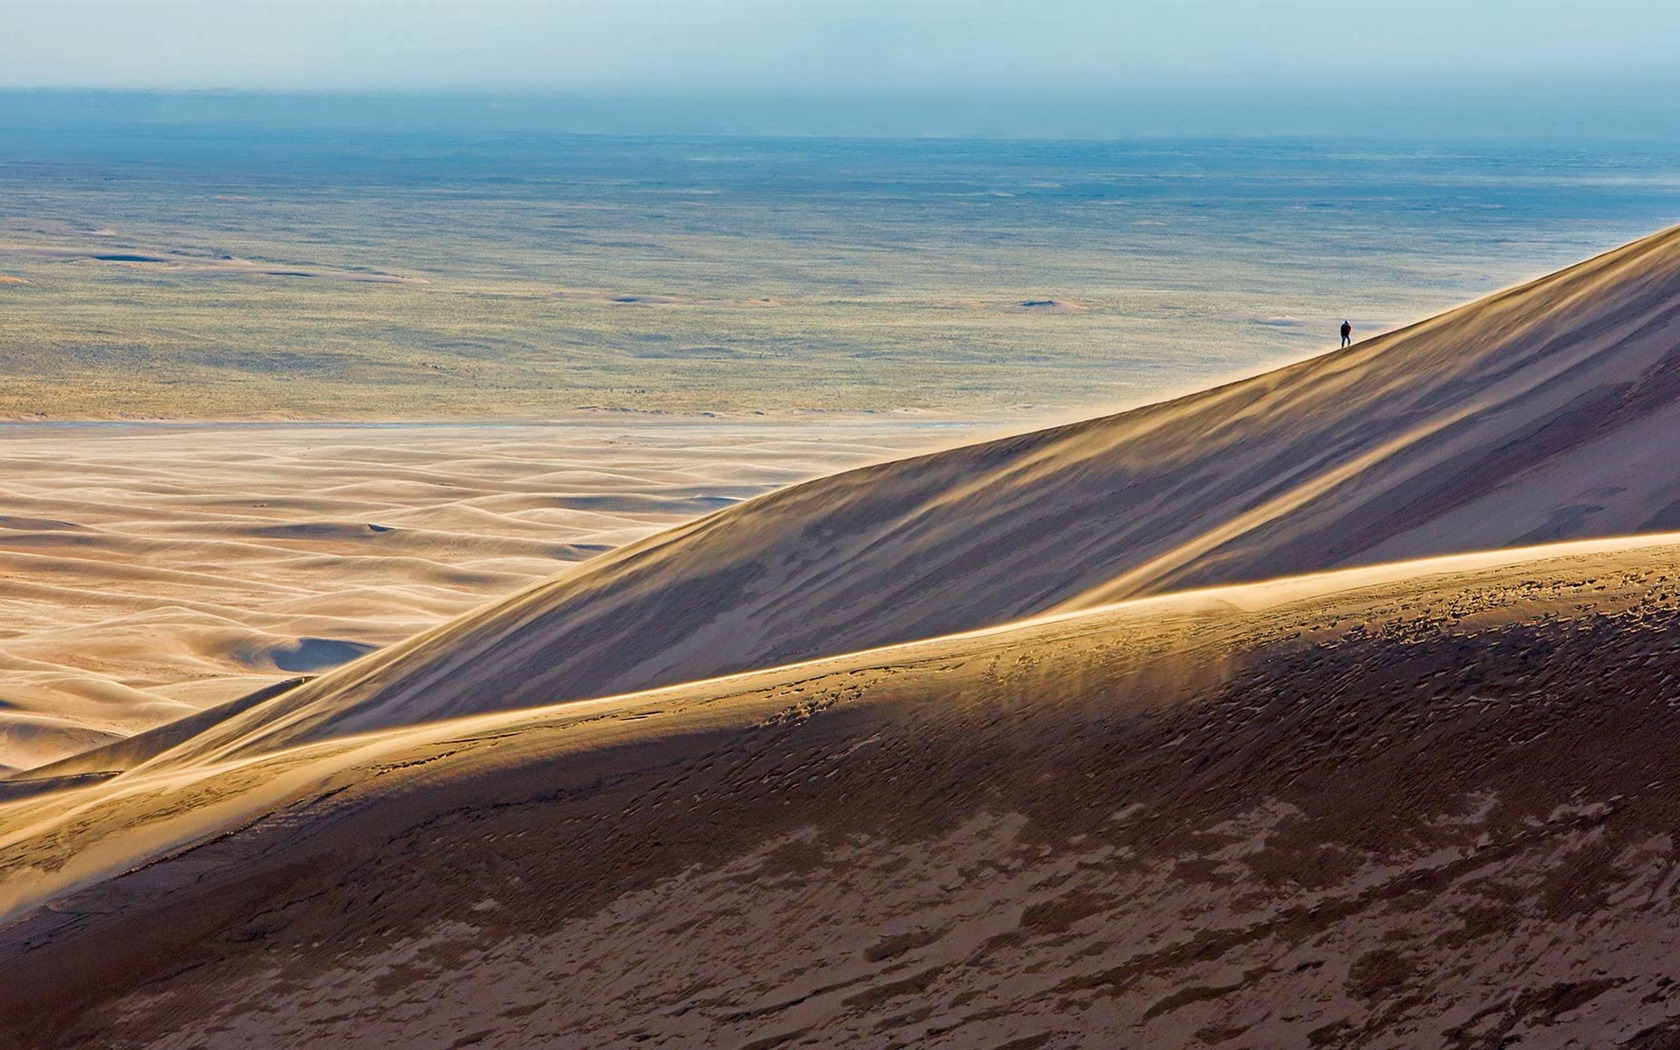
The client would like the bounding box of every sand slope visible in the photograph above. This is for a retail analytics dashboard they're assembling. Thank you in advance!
[0,422,959,769]
[7,536,1680,1046]
[9,230,1680,1047]
[168,224,1680,759]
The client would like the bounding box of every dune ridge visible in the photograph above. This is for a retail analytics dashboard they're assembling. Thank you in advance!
[9,229,1680,1046]
[7,535,1680,1046]
[159,223,1680,763]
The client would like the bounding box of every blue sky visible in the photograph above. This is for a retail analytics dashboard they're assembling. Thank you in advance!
[2,1,1677,136]
[4,0,1676,92]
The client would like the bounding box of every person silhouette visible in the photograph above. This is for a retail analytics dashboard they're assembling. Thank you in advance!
[1340,320,1352,348]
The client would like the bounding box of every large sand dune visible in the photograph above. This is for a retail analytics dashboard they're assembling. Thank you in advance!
[0,421,958,769]
[167,224,1680,760]
[7,229,1680,1047]
[6,537,1680,1047]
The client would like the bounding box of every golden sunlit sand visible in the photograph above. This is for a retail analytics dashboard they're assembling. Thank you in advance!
[6,227,1680,1046]
[0,421,970,771]
[8,538,1680,1046]
[153,224,1680,762]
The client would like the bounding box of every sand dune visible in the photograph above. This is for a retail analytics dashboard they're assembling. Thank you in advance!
[162,224,1680,759]
[7,536,1680,1046]
[0,422,961,769]
[9,229,1680,1046]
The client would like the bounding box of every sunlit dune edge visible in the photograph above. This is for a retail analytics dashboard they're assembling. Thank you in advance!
[148,223,1680,765]
[6,534,1680,1045]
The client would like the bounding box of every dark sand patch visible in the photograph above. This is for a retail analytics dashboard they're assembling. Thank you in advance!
[0,244,425,284]
[554,288,778,307]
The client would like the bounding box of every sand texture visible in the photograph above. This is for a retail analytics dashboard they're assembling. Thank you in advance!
[7,229,1680,1047]
[159,224,1680,760]
[0,421,962,769]
[7,539,1680,1046]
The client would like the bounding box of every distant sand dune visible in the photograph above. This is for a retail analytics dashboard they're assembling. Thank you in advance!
[0,422,962,769]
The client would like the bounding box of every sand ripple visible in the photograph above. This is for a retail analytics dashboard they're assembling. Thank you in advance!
[0,421,965,769]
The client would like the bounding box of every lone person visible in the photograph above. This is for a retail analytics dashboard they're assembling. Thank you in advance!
[1340,319,1353,348]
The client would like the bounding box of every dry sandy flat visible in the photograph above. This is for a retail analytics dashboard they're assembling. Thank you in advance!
[154,224,1680,760]
[7,536,1680,1047]
[0,420,973,771]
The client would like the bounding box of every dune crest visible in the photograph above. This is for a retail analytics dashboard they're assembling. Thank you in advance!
[159,224,1680,761]
[7,535,1680,1046]
[10,229,1680,1047]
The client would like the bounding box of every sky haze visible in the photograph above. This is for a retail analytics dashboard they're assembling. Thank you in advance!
[1,1,1676,137]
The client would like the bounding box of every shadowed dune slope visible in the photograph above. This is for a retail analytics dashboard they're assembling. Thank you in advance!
[8,537,1680,1046]
[166,224,1680,760]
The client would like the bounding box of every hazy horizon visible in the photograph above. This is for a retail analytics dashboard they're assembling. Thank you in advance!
[2,85,1679,143]
[2,0,1678,139]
